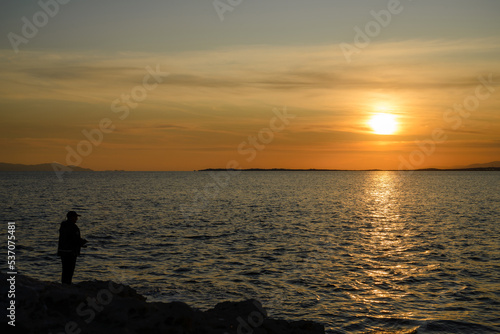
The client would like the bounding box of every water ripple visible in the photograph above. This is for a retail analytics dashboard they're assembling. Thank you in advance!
[1,171,499,333]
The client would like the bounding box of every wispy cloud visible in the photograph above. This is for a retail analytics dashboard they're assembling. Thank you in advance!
[1,38,499,169]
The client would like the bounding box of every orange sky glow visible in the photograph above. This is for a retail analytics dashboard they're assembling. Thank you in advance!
[1,2,499,171]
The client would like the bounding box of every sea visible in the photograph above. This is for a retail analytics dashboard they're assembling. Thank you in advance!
[1,171,499,333]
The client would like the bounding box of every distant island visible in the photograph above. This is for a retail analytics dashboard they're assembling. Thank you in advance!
[199,161,500,172]
[0,162,93,172]
[199,167,500,172]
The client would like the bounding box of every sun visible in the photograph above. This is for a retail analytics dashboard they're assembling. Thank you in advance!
[369,113,398,135]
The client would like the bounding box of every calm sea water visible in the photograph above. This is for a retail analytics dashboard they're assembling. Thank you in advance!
[1,171,499,333]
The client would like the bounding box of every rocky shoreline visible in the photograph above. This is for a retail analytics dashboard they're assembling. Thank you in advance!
[1,273,324,334]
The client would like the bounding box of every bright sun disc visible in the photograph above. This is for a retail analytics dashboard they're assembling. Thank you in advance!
[369,113,398,135]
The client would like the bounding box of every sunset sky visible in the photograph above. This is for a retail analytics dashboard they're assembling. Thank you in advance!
[1,0,499,171]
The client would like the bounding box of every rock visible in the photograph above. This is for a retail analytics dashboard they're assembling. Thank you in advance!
[0,273,324,334]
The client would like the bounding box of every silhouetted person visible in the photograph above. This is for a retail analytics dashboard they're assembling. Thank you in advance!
[57,211,87,284]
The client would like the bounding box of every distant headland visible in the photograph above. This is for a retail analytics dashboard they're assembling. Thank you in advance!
[199,167,500,172]
[199,161,500,172]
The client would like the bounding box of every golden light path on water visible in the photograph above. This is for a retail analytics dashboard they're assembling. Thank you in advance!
[340,172,435,330]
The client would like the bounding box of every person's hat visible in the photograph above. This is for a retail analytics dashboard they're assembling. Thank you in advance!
[67,211,81,218]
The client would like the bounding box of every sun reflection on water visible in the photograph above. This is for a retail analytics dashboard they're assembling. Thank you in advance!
[353,172,421,322]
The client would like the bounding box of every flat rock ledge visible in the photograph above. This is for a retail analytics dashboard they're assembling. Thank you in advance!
[1,273,324,334]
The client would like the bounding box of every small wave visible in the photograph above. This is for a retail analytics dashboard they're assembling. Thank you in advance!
[425,319,498,333]
[183,232,235,240]
[87,234,114,239]
[184,235,212,240]
[15,245,35,251]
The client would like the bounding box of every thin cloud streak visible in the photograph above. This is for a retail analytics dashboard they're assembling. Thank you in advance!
[1,38,499,170]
